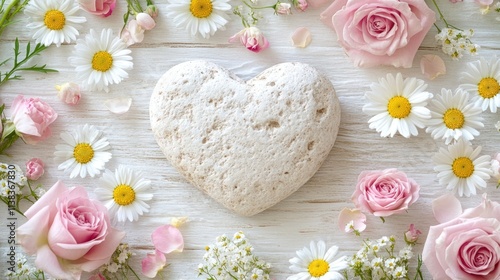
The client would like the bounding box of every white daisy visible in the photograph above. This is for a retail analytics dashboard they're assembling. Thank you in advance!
[54,124,112,178]
[24,0,86,47]
[167,0,231,38]
[460,57,500,113]
[69,28,133,92]
[433,139,492,197]
[95,165,153,223]
[425,88,484,145]
[288,240,348,280]
[363,73,433,138]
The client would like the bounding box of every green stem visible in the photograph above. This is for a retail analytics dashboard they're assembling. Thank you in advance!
[242,0,275,10]
[430,0,461,30]
[0,0,19,36]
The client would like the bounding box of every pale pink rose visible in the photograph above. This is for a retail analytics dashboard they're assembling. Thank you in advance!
[78,0,116,17]
[404,224,422,244]
[136,13,156,30]
[121,20,145,46]
[17,181,125,280]
[276,2,292,15]
[229,27,270,53]
[142,249,167,278]
[295,0,308,11]
[10,95,57,145]
[56,82,81,105]
[320,0,436,68]
[25,158,44,180]
[88,273,106,280]
[423,194,500,280]
[476,0,494,5]
[352,168,420,217]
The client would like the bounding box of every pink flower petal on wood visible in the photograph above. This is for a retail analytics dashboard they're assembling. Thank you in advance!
[142,249,167,278]
[291,27,312,48]
[432,193,463,223]
[338,207,367,233]
[420,54,446,80]
[151,225,184,254]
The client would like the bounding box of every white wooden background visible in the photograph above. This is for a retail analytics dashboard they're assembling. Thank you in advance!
[1,1,500,279]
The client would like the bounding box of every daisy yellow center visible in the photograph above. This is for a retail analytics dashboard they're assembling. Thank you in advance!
[387,96,412,119]
[443,108,465,129]
[73,143,94,164]
[190,0,213,18]
[477,77,500,99]
[308,259,329,277]
[113,184,136,206]
[452,157,474,179]
[44,10,65,30]
[92,51,113,72]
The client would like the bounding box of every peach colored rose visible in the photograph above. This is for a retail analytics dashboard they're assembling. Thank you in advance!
[25,158,44,180]
[352,168,420,217]
[78,0,116,17]
[423,195,500,280]
[10,95,57,144]
[17,181,125,280]
[320,0,435,68]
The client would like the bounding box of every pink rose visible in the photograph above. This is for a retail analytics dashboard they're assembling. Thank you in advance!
[136,13,156,30]
[229,27,270,53]
[423,195,500,280]
[17,181,125,279]
[404,224,422,244]
[26,158,45,180]
[10,95,57,145]
[56,82,81,105]
[320,0,436,68]
[121,19,145,46]
[77,0,116,17]
[352,168,420,217]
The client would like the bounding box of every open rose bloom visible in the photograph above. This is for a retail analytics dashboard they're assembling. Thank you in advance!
[423,194,500,279]
[352,168,420,217]
[320,0,435,68]
[17,181,125,279]
[10,95,57,144]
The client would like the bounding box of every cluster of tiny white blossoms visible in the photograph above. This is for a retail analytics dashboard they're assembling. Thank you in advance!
[345,236,421,280]
[0,163,26,197]
[99,243,134,277]
[435,28,479,60]
[198,231,271,280]
[5,253,45,279]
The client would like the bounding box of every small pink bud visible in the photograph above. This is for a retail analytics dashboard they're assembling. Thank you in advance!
[404,224,422,244]
[145,5,159,19]
[26,158,45,181]
[275,2,292,15]
[295,0,308,11]
[228,27,269,53]
[56,82,81,105]
[136,13,156,31]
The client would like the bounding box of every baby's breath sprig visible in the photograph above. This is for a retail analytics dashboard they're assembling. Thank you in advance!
[429,0,480,60]
[99,243,141,280]
[0,39,57,87]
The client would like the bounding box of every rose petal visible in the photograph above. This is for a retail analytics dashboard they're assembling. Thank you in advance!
[17,206,51,255]
[24,180,67,219]
[104,97,132,114]
[35,244,80,280]
[142,249,167,278]
[337,208,367,233]
[152,225,184,254]
[432,193,463,223]
[420,54,446,80]
[291,27,312,48]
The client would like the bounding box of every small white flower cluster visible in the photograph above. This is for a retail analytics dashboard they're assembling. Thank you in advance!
[0,163,26,198]
[435,28,479,60]
[198,231,271,280]
[4,253,44,279]
[346,236,420,280]
[99,243,134,275]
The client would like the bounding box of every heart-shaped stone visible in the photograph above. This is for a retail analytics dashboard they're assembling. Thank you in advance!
[150,61,341,216]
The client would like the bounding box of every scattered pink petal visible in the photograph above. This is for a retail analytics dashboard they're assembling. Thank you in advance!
[104,97,132,114]
[151,224,184,254]
[338,207,366,234]
[291,27,312,48]
[141,249,167,278]
[432,193,463,223]
[420,54,446,80]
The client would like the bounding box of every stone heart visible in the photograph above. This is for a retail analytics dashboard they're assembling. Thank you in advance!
[150,61,341,216]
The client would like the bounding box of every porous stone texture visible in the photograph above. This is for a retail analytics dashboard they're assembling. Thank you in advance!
[150,61,341,216]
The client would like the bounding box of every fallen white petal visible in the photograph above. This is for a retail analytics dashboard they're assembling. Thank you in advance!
[104,97,132,114]
[291,27,312,48]
[420,54,446,80]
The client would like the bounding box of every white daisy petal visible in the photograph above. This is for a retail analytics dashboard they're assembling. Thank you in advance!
[363,73,432,138]
[460,57,500,113]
